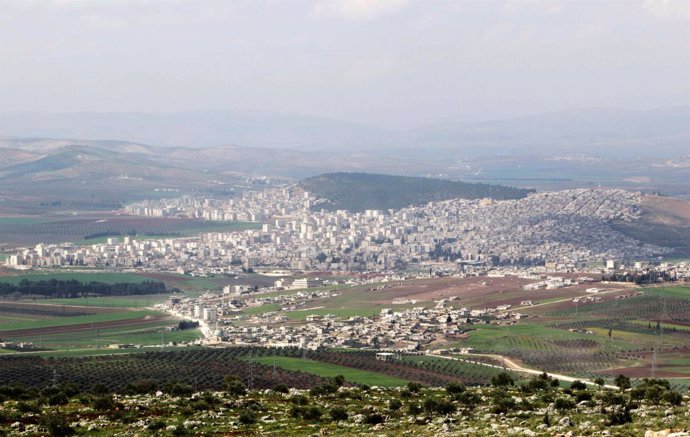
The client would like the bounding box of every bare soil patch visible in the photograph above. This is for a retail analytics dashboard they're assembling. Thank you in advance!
[0,314,170,337]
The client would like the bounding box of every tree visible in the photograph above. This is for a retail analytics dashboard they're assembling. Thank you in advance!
[47,392,69,413]
[333,375,346,387]
[40,413,73,437]
[491,372,514,387]
[570,380,587,391]
[223,375,247,397]
[645,385,664,406]
[594,377,605,388]
[614,374,631,391]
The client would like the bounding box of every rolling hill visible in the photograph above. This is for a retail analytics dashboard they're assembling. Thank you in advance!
[299,172,535,212]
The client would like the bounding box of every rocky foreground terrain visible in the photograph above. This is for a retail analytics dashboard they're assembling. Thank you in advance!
[1,374,688,436]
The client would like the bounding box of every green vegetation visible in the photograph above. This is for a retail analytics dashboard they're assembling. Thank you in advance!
[0,367,686,436]
[252,356,408,386]
[0,278,168,298]
[299,172,534,212]
[0,309,161,332]
[284,307,381,320]
[0,271,154,284]
[35,295,168,308]
[642,285,690,299]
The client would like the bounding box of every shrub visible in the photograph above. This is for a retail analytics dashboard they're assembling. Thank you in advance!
[238,409,257,425]
[147,420,166,431]
[223,376,247,397]
[91,384,110,395]
[554,397,576,411]
[490,394,516,414]
[575,391,592,403]
[388,398,403,411]
[570,380,587,391]
[407,402,422,415]
[456,390,481,410]
[40,413,73,437]
[330,406,348,422]
[302,406,322,421]
[491,372,514,387]
[125,379,157,395]
[446,382,466,395]
[663,390,683,406]
[605,405,632,426]
[407,381,423,393]
[310,383,337,397]
[272,384,289,394]
[614,374,631,390]
[363,412,385,425]
[435,399,456,415]
[644,385,665,406]
[92,395,115,412]
[290,395,308,405]
[17,401,41,414]
[422,398,438,414]
[171,424,189,437]
[48,392,69,409]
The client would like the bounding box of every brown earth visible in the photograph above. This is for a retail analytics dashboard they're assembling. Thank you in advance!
[0,301,117,313]
[612,195,690,256]
[363,275,612,308]
[0,314,170,337]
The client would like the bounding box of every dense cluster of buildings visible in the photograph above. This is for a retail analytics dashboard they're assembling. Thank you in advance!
[6,188,671,273]
[159,290,524,351]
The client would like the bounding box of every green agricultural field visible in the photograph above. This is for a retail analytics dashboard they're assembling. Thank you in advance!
[0,271,154,284]
[0,217,52,225]
[284,307,382,320]
[642,285,690,299]
[35,294,169,308]
[401,355,521,384]
[251,356,408,386]
[462,323,594,352]
[242,303,282,316]
[0,309,161,332]
[7,325,200,349]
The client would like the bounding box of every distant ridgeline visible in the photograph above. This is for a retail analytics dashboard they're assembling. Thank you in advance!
[299,172,535,212]
[0,279,170,299]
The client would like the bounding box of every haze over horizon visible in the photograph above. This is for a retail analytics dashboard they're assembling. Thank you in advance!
[2,0,689,130]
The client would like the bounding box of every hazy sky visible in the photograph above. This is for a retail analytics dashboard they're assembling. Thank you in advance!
[1,0,689,128]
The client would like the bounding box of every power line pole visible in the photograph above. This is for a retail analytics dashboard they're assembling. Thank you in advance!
[249,351,254,390]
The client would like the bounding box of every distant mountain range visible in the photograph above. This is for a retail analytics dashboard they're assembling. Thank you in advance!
[2,106,689,158]
[1,105,689,213]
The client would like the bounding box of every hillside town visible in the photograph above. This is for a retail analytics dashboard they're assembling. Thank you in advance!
[5,188,670,274]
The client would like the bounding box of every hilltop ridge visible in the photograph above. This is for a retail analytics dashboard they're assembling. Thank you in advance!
[299,172,535,212]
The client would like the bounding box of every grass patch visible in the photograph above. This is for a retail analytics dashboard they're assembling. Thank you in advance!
[642,285,690,299]
[284,307,381,320]
[0,217,51,225]
[32,295,169,308]
[242,303,282,315]
[0,309,161,332]
[251,356,408,386]
[0,271,154,284]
